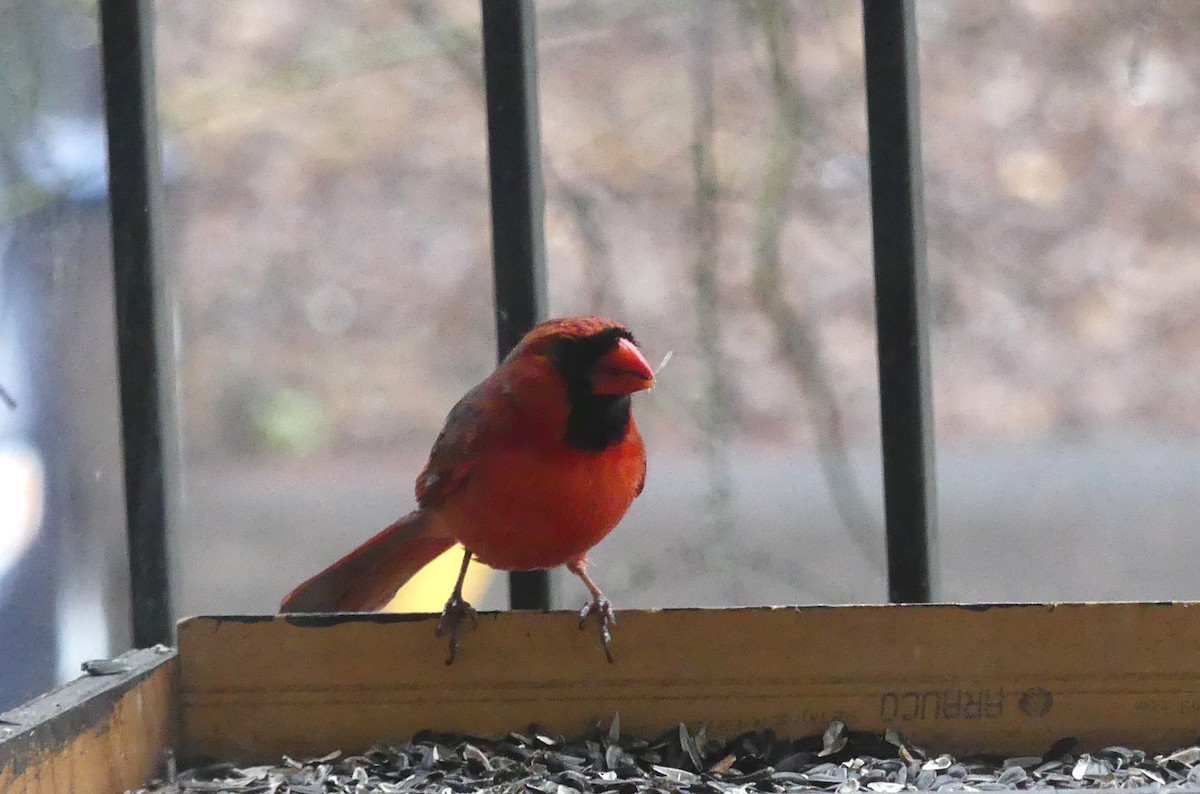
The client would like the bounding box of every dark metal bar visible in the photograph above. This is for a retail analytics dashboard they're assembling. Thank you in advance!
[861,0,937,603]
[98,0,174,646]
[479,0,551,611]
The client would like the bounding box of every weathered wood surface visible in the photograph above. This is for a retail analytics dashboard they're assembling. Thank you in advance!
[178,603,1200,763]
[0,647,176,794]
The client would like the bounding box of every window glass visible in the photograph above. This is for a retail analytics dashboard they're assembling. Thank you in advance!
[0,0,129,710]
[919,1,1200,601]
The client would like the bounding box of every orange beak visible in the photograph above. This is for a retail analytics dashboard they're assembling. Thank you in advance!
[591,337,656,396]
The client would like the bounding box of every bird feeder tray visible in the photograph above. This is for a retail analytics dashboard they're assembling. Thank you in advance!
[4,603,1200,793]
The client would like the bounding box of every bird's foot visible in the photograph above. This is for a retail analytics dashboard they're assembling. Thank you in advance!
[579,595,617,663]
[435,594,477,665]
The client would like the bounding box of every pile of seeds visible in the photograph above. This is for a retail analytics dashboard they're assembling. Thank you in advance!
[130,719,1200,794]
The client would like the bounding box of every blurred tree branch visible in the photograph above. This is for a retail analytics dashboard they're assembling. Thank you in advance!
[0,0,47,225]
[743,0,885,578]
[687,1,736,562]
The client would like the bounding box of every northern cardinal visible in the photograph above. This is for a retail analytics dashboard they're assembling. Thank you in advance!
[279,316,655,663]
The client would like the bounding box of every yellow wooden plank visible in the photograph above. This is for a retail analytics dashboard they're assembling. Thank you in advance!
[0,648,176,794]
[178,602,1200,762]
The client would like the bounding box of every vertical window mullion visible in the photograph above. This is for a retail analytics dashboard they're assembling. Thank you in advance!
[98,0,174,646]
[862,0,938,603]
[480,0,552,611]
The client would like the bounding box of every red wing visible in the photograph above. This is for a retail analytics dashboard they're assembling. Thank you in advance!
[415,382,500,509]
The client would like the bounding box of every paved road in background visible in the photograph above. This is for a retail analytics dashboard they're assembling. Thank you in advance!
[172,435,1200,617]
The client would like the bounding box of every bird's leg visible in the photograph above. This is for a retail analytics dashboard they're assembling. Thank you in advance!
[434,547,477,665]
[567,558,616,663]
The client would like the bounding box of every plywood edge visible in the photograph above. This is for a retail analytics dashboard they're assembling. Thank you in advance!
[178,602,1200,762]
[0,647,177,794]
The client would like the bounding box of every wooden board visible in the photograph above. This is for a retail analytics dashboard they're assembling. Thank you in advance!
[178,602,1200,763]
[0,647,176,794]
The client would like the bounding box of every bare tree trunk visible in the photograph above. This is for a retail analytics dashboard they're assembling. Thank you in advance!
[687,1,736,584]
[743,0,885,579]
[403,0,624,319]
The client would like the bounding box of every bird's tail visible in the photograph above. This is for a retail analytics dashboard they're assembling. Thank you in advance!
[279,509,455,613]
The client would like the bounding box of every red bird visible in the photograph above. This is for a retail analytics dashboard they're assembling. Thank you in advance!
[279,316,655,663]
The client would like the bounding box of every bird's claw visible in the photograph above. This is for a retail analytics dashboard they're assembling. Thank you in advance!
[579,596,617,663]
[435,595,477,665]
